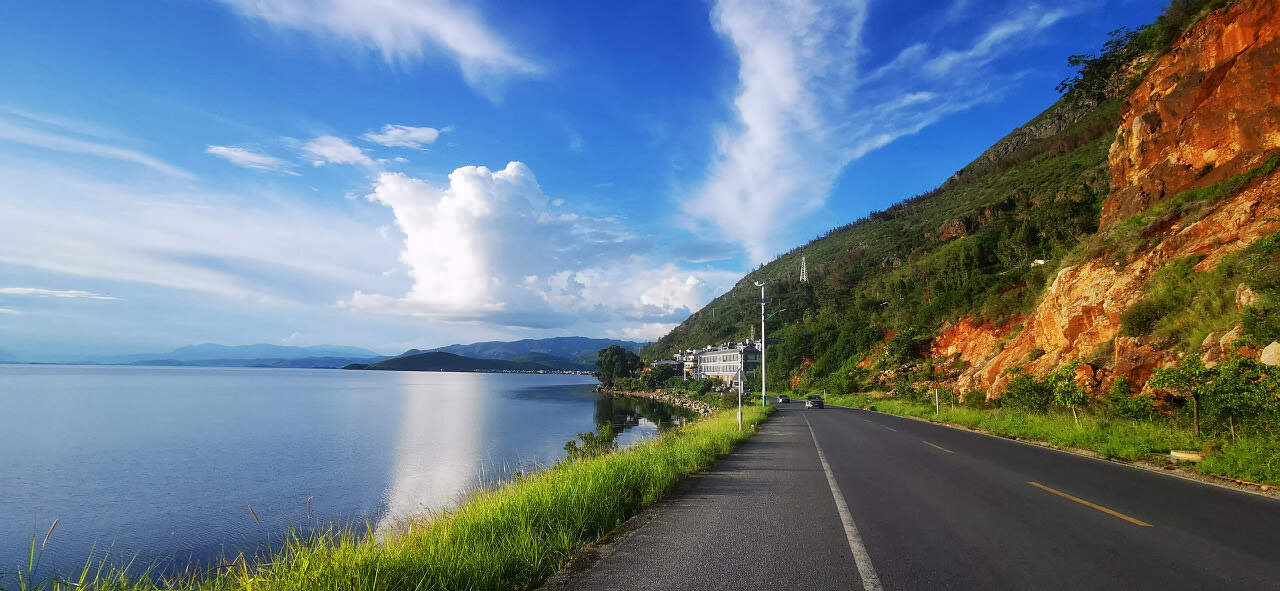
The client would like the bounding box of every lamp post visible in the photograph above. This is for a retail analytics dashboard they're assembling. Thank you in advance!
[737,368,744,431]
[754,281,771,407]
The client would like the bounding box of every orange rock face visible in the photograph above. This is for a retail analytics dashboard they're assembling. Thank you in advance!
[931,317,1019,364]
[1104,0,1280,227]
[921,1,1280,396]
[940,0,1280,396]
[964,168,1280,394]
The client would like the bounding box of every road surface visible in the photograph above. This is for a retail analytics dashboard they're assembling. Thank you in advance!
[551,401,1280,590]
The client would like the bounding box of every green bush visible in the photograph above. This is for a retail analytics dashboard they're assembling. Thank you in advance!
[1121,298,1174,336]
[1002,373,1054,413]
[1108,377,1159,421]
[1243,302,1280,345]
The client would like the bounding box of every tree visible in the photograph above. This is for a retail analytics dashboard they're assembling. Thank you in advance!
[1149,356,1216,437]
[595,345,642,388]
[1048,362,1089,427]
[642,363,680,390]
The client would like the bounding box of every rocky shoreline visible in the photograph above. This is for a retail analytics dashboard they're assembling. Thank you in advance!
[597,387,719,416]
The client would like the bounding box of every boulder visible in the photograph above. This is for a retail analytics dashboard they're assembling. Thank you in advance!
[1219,325,1244,348]
[1262,342,1280,366]
[1236,284,1260,310]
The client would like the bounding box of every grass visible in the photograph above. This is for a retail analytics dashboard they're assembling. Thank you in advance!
[8,406,775,591]
[800,391,1280,486]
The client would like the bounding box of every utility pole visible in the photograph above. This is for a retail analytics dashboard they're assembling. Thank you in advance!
[737,368,744,431]
[754,281,770,407]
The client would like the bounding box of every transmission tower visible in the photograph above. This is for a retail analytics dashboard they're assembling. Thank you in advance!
[800,256,808,283]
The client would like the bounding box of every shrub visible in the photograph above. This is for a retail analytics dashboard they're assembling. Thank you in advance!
[563,423,618,460]
[1108,377,1158,421]
[1002,372,1054,413]
[1121,298,1175,336]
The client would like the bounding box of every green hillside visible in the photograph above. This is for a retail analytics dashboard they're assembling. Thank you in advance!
[648,0,1234,392]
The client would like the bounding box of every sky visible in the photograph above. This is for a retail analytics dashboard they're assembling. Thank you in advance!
[0,0,1168,359]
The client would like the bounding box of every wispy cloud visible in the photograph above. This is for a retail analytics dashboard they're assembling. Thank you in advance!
[303,135,374,167]
[0,288,118,300]
[0,119,192,179]
[0,161,397,305]
[692,0,1074,262]
[361,124,447,149]
[206,145,298,174]
[0,308,21,315]
[218,0,540,99]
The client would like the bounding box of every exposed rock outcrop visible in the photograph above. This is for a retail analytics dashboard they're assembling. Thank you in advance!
[1104,0,1280,227]
[951,0,1280,395]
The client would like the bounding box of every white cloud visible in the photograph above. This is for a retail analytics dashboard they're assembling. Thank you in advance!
[0,161,397,305]
[0,308,21,315]
[607,323,679,341]
[694,0,1074,262]
[303,135,373,167]
[0,119,191,179]
[219,0,539,98]
[206,145,297,173]
[346,162,736,331]
[361,124,444,148]
[0,288,118,300]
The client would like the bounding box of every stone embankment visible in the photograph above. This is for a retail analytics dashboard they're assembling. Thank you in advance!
[597,387,718,415]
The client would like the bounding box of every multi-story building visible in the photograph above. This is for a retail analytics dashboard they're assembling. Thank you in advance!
[674,340,761,387]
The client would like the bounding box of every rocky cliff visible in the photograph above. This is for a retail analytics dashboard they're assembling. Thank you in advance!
[950,0,1280,395]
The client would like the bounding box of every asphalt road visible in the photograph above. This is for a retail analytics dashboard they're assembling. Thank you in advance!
[552,400,1280,590]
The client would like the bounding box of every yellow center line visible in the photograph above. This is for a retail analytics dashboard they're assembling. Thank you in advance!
[1028,482,1152,527]
[923,441,953,454]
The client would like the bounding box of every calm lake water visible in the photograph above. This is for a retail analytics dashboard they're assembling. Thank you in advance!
[0,365,691,578]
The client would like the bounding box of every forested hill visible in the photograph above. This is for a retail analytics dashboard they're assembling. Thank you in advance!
[649,0,1280,398]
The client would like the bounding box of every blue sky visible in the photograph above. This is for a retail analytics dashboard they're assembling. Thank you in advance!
[0,0,1166,359]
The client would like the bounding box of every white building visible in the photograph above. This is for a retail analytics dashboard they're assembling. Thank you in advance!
[674,340,761,386]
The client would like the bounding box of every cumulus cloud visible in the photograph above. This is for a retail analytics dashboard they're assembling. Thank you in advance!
[361,124,446,148]
[219,0,539,98]
[206,145,296,173]
[0,288,118,300]
[693,0,1074,262]
[346,162,737,330]
[303,135,373,167]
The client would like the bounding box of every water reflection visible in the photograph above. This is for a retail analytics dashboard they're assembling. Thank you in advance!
[595,396,697,448]
[376,373,486,536]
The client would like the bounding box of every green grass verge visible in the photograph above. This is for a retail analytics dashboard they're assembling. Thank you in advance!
[11,406,774,591]
[797,392,1280,486]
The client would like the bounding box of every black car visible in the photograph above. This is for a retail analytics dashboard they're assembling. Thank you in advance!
[778,395,790,403]
[805,395,824,409]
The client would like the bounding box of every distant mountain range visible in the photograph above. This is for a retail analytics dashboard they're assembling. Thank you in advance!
[0,337,643,371]
[114,343,382,363]
[417,337,645,366]
[346,351,572,373]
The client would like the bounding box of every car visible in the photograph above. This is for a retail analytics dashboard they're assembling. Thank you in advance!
[778,395,790,403]
[805,395,824,409]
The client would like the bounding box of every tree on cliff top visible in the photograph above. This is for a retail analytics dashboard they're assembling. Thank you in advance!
[596,345,642,388]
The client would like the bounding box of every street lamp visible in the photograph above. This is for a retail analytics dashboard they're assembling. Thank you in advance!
[737,367,744,431]
[754,281,771,408]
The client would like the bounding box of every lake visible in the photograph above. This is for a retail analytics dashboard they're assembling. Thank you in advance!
[0,365,691,579]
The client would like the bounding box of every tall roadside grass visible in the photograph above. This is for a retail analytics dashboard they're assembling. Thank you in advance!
[829,394,1280,486]
[7,406,773,591]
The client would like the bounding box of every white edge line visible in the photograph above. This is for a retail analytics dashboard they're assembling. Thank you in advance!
[803,413,883,591]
